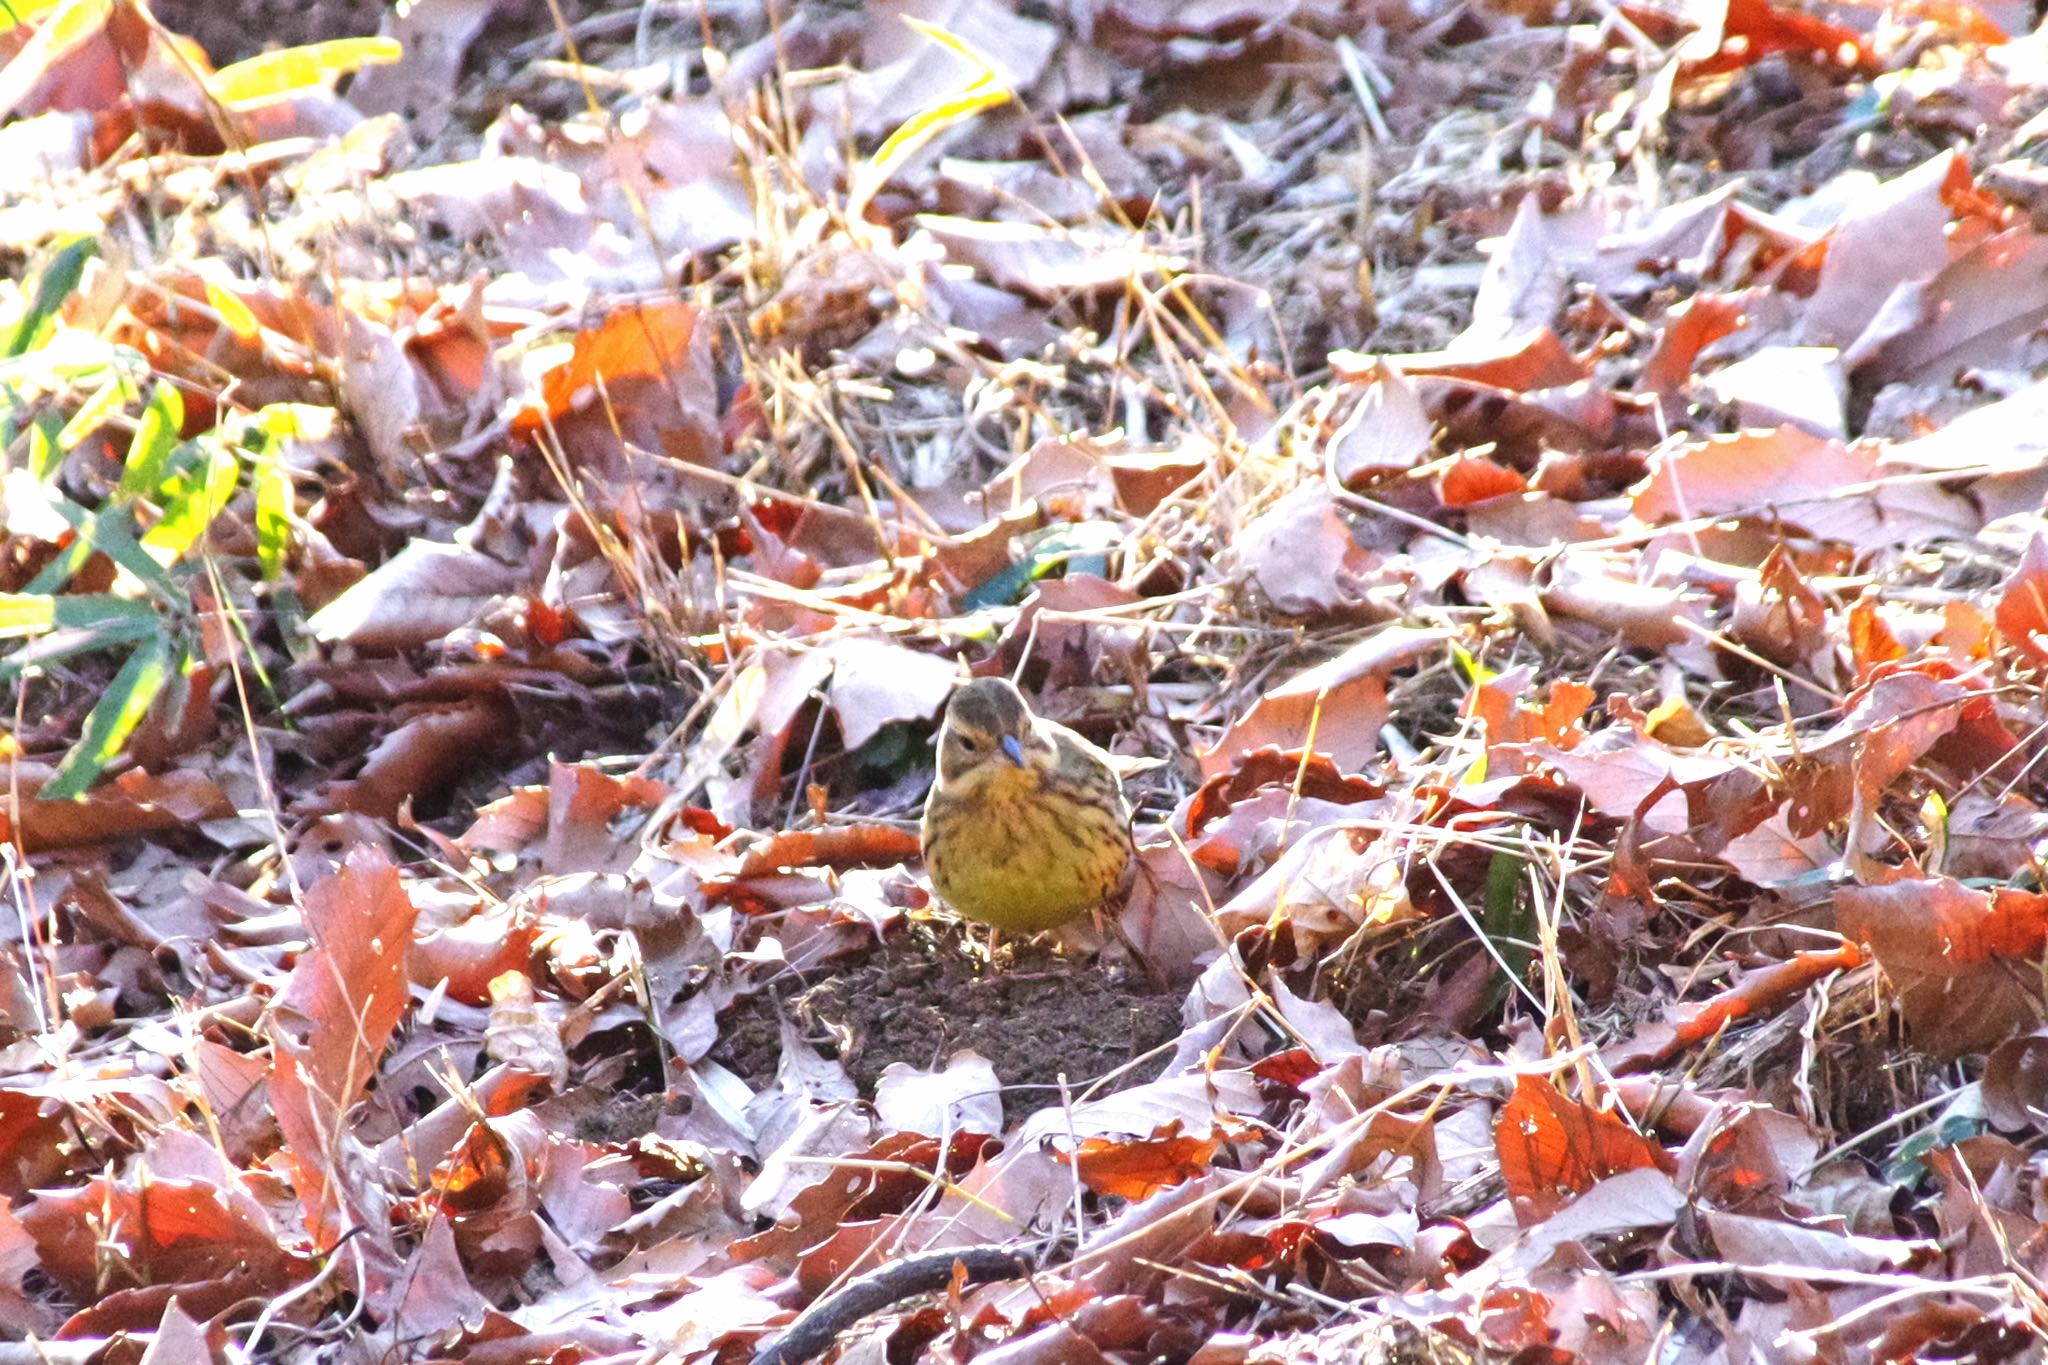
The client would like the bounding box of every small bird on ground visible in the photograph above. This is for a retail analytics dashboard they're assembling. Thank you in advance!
[921,677,1134,955]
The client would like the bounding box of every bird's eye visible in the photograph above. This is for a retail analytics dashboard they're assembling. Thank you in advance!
[958,736,979,753]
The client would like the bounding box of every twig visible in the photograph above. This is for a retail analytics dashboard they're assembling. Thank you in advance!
[750,1245,1041,1365]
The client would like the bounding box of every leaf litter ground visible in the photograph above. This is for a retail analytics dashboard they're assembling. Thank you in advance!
[8,0,2048,1362]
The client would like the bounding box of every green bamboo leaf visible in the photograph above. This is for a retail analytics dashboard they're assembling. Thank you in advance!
[140,441,238,560]
[55,371,140,454]
[0,591,158,640]
[5,233,96,359]
[118,382,185,498]
[26,409,60,480]
[241,404,326,581]
[26,497,178,600]
[0,329,125,385]
[1481,845,1532,1007]
[40,631,174,800]
[0,593,163,677]
[0,593,55,636]
[251,442,291,579]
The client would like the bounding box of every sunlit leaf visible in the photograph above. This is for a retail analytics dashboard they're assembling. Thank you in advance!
[54,370,139,453]
[0,592,57,636]
[142,441,238,560]
[204,278,261,344]
[0,0,75,32]
[208,36,402,106]
[241,402,333,444]
[40,631,175,801]
[0,329,126,385]
[251,442,291,580]
[117,382,184,498]
[1453,642,1496,687]
[239,405,324,582]
[846,17,1012,221]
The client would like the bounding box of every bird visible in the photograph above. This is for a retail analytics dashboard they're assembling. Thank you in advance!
[921,676,1134,955]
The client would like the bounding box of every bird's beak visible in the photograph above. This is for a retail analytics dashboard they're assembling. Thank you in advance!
[1000,734,1025,767]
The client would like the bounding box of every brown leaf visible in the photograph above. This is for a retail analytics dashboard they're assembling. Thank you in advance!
[718,823,924,888]
[306,537,529,651]
[1801,151,1985,348]
[1982,1029,2048,1131]
[271,848,419,1248]
[1836,878,2048,1056]
[1232,484,1386,619]
[483,969,567,1086]
[1327,360,1433,485]
[307,700,514,819]
[0,766,233,854]
[1367,328,1591,391]
[1184,749,1385,840]
[1198,627,1446,779]
[1632,428,1978,552]
[1846,226,2048,387]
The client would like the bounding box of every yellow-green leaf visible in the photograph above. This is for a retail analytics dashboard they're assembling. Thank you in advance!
[0,590,159,651]
[0,591,55,636]
[0,231,94,358]
[205,278,261,343]
[208,36,402,106]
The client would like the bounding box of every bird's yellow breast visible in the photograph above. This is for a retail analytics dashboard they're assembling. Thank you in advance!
[922,760,1130,933]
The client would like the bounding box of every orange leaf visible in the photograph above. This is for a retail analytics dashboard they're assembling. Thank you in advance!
[1603,944,1866,1072]
[432,1120,514,1215]
[723,823,924,884]
[517,298,701,432]
[1687,0,1877,77]
[1495,1074,1674,1224]
[1439,454,1526,506]
[1062,1127,1219,1200]
[1996,532,2048,668]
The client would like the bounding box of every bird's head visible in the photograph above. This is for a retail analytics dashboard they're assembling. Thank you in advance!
[936,677,1053,784]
